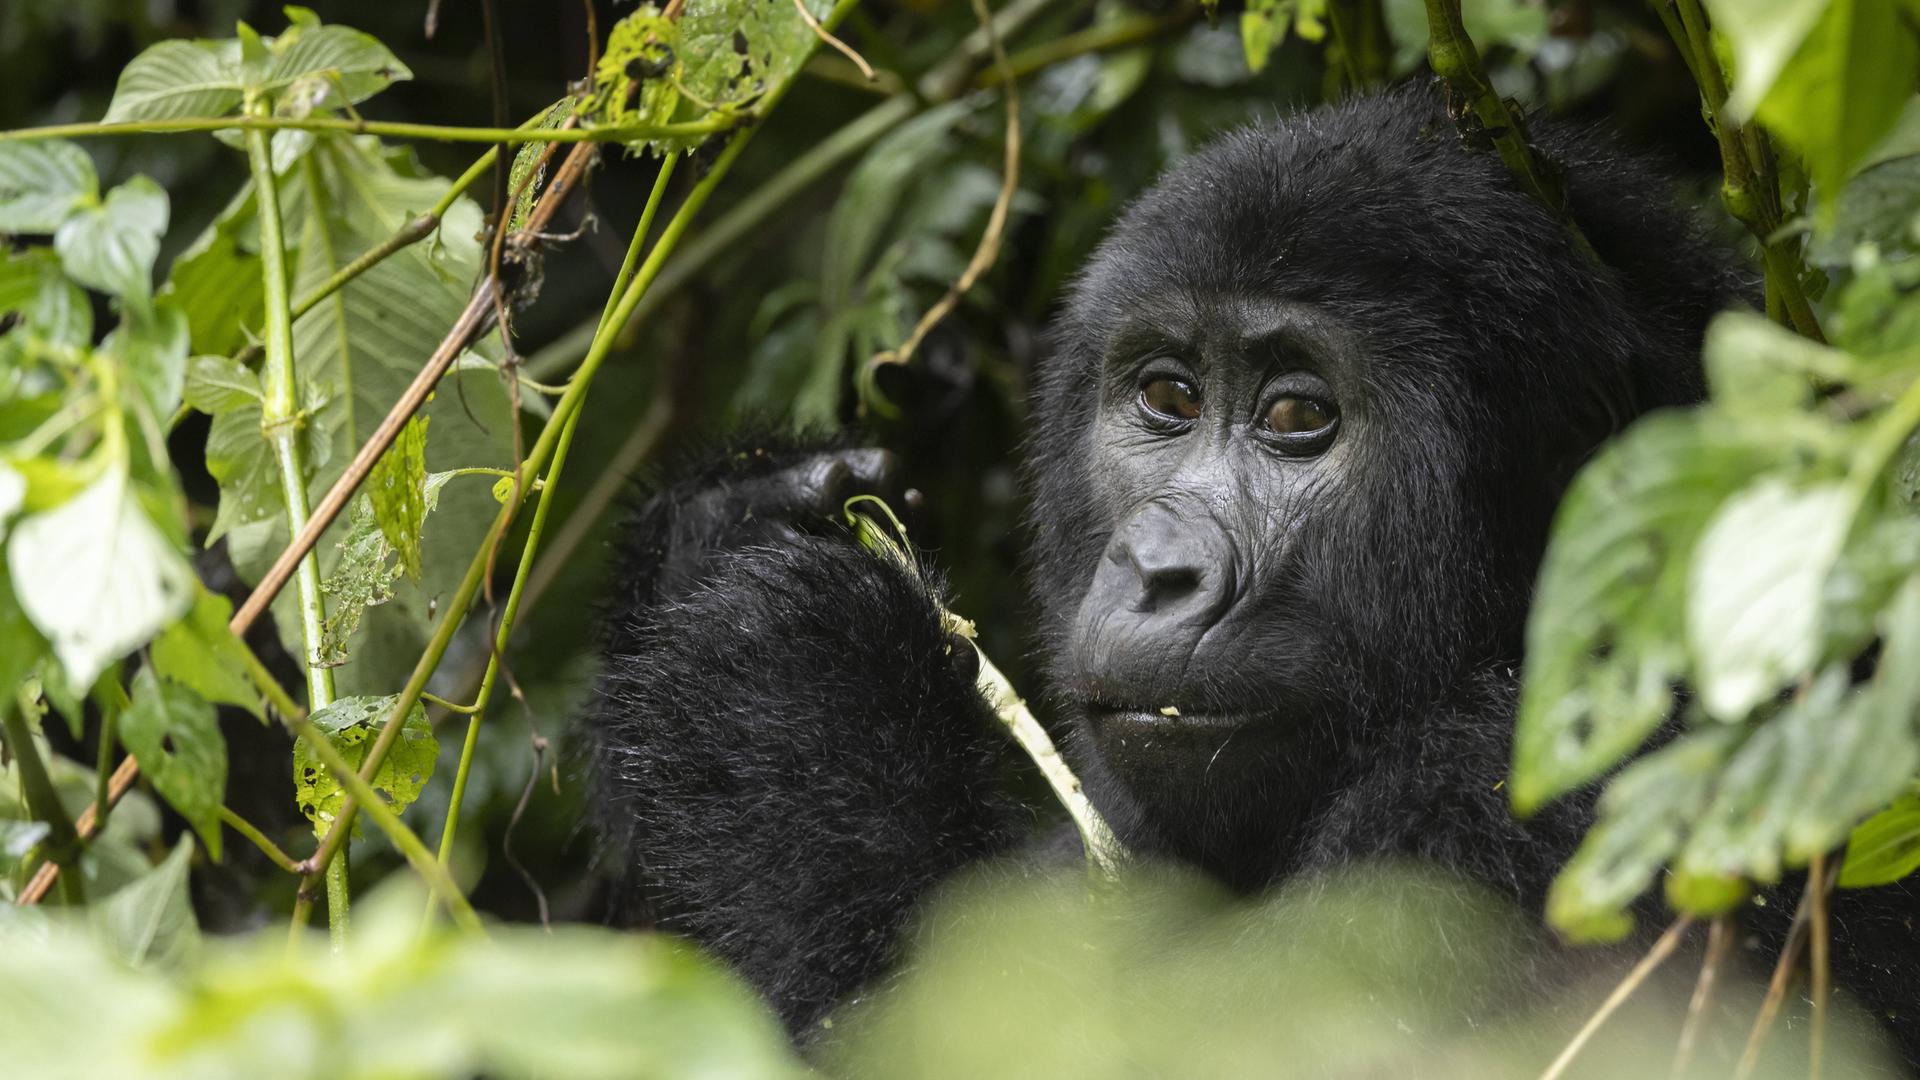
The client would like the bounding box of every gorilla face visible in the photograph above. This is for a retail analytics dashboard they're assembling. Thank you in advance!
[1024,87,1733,876]
[1068,295,1363,746]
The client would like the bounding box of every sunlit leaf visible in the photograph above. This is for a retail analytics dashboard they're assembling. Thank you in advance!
[1840,792,1920,887]
[5,467,195,689]
[367,414,428,581]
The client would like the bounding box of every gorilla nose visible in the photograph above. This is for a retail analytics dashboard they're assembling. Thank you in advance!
[1075,504,1237,688]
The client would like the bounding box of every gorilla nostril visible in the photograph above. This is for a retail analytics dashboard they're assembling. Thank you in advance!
[1141,565,1202,605]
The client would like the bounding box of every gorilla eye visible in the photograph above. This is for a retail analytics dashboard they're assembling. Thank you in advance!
[1263,396,1335,437]
[1140,378,1202,422]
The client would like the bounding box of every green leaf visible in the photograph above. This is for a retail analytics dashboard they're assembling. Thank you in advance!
[1512,413,1771,812]
[151,589,264,720]
[1747,0,1920,205]
[0,248,91,349]
[1687,480,1852,720]
[0,142,97,234]
[5,467,195,689]
[183,353,264,414]
[102,13,409,125]
[368,414,428,581]
[120,669,226,860]
[90,837,200,970]
[1546,725,1743,942]
[317,496,402,664]
[1240,0,1292,72]
[1707,0,1832,119]
[1702,311,1858,414]
[0,569,46,714]
[294,694,436,840]
[1840,793,1920,887]
[162,185,268,357]
[52,176,169,305]
[103,38,246,123]
[105,302,191,423]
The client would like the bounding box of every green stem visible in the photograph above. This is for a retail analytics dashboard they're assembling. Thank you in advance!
[249,104,346,944]
[88,670,129,834]
[2,696,79,857]
[288,717,483,935]
[219,806,302,873]
[974,6,1198,88]
[0,114,730,146]
[1424,0,1596,261]
[169,145,499,433]
[433,158,679,880]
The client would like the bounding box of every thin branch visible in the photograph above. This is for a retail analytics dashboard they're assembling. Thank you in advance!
[1538,917,1694,1080]
[794,0,876,81]
[0,113,731,146]
[865,0,1022,403]
[1810,852,1835,1080]
[219,806,302,873]
[975,4,1199,88]
[1670,914,1735,1079]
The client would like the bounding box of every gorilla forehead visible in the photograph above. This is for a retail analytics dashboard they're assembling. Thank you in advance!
[1058,87,1625,399]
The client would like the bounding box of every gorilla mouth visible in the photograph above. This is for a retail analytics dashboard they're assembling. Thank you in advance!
[1080,702,1260,731]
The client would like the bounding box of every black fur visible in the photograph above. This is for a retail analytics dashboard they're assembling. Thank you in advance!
[583,83,1918,1063]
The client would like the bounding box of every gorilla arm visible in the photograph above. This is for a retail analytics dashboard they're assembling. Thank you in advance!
[582,441,1025,1036]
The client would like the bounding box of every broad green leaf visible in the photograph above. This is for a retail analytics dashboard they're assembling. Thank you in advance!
[102,12,408,124]
[120,669,226,860]
[183,353,264,414]
[294,694,436,840]
[1748,0,1920,205]
[1240,0,1292,73]
[1702,311,1858,414]
[90,837,200,971]
[103,39,246,123]
[1840,793,1920,886]
[105,302,191,423]
[1546,725,1743,942]
[1687,480,1852,720]
[52,176,168,305]
[161,185,268,357]
[368,414,428,581]
[6,467,194,689]
[151,589,264,720]
[0,570,45,715]
[1707,0,1832,119]
[1512,413,1771,812]
[1810,155,1920,265]
[0,142,97,234]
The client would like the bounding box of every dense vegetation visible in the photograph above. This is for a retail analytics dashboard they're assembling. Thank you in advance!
[1,0,1917,1075]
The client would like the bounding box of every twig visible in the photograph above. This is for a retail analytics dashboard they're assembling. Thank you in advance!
[974,5,1199,88]
[1734,860,1838,1080]
[865,0,1021,401]
[1670,914,1734,1079]
[1538,917,1693,1080]
[794,0,876,81]
[1810,852,1835,1080]
[944,613,1126,878]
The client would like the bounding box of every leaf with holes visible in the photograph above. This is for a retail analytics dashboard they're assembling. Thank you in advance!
[293,695,436,840]
[1512,412,1772,813]
[120,669,226,860]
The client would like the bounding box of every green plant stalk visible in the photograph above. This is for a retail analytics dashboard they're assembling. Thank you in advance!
[433,156,679,878]
[246,108,346,944]
[0,113,729,146]
[1424,0,1597,261]
[526,93,916,381]
[2,697,79,857]
[219,806,302,873]
[974,5,1198,88]
[1663,0,1823,342]
[289,93,789,937]
[88,669,129,834]
[167,144,500,434]
[289,716,483,934]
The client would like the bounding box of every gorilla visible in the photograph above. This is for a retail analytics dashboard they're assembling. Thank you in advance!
[582,83,1919,1061]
